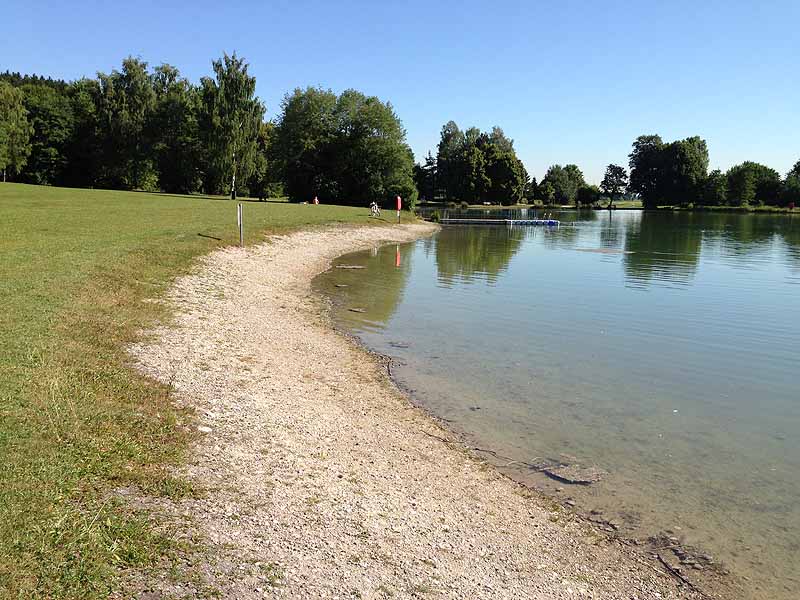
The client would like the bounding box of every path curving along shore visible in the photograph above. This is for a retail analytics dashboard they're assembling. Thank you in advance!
[130,223,706,599]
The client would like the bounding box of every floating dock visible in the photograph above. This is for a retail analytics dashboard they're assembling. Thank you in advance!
[439,218,560,226]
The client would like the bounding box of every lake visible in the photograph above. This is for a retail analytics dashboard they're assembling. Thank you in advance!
[314,209,800,599]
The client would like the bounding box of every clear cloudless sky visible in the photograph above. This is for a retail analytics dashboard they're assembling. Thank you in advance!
[2,0,798,183]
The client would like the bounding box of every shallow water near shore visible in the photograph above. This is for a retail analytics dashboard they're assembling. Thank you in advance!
[314,210,800,600]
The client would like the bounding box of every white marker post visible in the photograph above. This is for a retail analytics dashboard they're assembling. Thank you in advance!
[237,203,243,247]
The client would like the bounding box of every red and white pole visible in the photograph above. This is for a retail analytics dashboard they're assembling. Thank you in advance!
[396,195,402,224]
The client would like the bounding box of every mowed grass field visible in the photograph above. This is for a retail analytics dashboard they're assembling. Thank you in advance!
[0,183,411,598]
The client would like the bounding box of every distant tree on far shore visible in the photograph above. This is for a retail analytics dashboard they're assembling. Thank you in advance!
[524,176,537,203]
[413,151,437,201]
[538,164,584,205]
[601,164,628,204]
[576,184,601,207]
[700,169,727,206]
[629,134,708,208]
[628,134,665,208]
[784,160,800,206]
[726,162,781,206]
[537,180,555,205]
[433,121,527,205]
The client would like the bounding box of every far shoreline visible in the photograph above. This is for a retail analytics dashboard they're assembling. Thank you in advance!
[418,201,798,215]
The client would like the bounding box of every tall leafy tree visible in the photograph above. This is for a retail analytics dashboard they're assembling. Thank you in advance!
[488,126,514,152]
[787,160,800,180]
[434,121,527,204]
[0,81,33,181]
[726,161,781,206]
[150,64,202,193]
[460,143,490,203]
[247,121,280,200]
[330,89,416,205]
[576,184,601,206]
[94,58,157,189]
[726,163,757,206]
[537,180,555,204]
[199,53,264,197]
[275,87,416,207]
[484,145,526,205]
[62,78,100,188]
[273,86,338,201]
[662,136,709,204]
[784,160,800,206]
[600,164,628,202]
[524,176,537,202]
[18,84,74,185]
[700,169,727,206]
[541,164,583,204]
[436,121,466,201]
[628,134,666,208]
[413,151,437,201]
[629,134,711,207]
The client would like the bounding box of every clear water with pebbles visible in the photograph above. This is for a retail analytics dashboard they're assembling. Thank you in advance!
[314,210,800,600]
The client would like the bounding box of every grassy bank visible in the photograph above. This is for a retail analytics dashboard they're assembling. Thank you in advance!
[0,183,412,599]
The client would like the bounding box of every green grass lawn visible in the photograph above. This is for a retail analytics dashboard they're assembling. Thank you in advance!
[0,183,413,598]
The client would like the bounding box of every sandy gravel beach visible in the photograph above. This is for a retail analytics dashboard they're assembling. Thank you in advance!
[129,222,707,599]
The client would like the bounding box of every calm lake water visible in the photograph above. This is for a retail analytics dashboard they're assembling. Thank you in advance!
[314,210,800,599]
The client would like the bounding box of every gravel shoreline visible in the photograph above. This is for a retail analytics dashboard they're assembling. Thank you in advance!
[130,223,707,599]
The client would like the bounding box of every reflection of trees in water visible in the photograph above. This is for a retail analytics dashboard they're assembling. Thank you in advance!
[435,226,524,285]
[599,211,627,250]
[421,235,436,259]
[331,245,414,325]
[622,212,800,287]
[700,213,780,259]
[776,218,800,276]
[623,212,703,288]
[781,219,800,255]
[537,210,601,251]
[540,225,581,251]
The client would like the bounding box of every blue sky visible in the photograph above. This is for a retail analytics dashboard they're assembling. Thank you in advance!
[3,0,798,183]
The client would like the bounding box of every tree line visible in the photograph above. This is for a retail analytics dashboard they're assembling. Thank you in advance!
[415,124,798,209]
[627,134,799,208]
[3,58,798,210]
[413,121,529,206]
[0,55,417,206]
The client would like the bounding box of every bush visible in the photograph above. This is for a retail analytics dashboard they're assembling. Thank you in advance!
[447,201,457,209]
[460,201,469,209]
[576,184,601,207]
